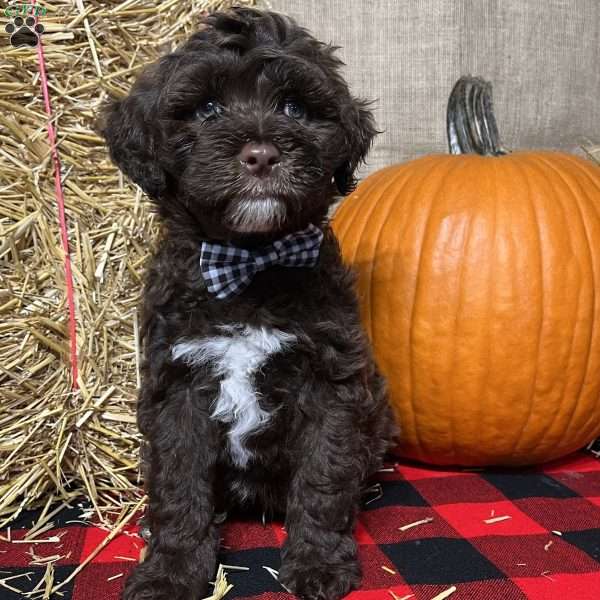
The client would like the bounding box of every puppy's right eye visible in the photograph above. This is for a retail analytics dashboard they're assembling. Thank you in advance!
[195,100,224,120]
[281,98,306,120]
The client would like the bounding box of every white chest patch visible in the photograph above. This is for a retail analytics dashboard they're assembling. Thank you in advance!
[171,325,296,469]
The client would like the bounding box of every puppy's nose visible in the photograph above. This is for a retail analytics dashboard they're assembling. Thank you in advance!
[238,142,281,177]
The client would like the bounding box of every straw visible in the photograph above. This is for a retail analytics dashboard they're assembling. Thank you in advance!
[0,0,258,527]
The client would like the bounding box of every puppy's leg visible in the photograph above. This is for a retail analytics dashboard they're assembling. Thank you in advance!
[123,387,220,600]
[279,380,370,600]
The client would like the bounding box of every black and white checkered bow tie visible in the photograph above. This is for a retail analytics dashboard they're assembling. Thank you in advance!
[199,224,324,299]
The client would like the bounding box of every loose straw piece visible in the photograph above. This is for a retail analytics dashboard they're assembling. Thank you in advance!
[42,562,54,600]
[202,565,233,600]
[483,515,511,524]
[398,517,433,532]
[262,566,293,594]
[431,586,457,600]
[49,495,146,594]
[364,483,383,505]
[11,537,61,544]
[219,564,249,571]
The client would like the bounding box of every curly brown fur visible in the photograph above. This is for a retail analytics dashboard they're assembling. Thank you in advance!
[101,8,398,600]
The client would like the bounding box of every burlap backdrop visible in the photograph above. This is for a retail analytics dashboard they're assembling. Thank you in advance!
[269,0,600,176]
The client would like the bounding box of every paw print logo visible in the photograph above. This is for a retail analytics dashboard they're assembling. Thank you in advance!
[5,16,44,47]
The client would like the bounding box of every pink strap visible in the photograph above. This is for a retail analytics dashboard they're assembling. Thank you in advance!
[34,2,79,389]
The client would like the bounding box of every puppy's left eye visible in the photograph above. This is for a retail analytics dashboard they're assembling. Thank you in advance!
[281,99,306,120]
[195,100,224,120]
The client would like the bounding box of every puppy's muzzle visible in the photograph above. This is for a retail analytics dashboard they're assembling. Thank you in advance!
[238,142,281,178]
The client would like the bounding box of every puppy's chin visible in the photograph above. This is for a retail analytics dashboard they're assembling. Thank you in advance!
[226,197,287,234]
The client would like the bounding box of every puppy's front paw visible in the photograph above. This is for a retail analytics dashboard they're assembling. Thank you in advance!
[278,559,361,600]
[122,570,162,600]
[122,560,208,600]
[122,566,167,600]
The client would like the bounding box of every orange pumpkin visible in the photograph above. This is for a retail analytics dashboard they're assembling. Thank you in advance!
[333,76,600,466]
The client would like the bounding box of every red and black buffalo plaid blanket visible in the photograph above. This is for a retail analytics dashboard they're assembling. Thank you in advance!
[1,450,599,600]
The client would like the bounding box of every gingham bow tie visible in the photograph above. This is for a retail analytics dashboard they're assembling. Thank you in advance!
[200,224,324,299]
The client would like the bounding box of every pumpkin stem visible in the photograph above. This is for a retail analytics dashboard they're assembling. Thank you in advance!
[447,76,508,156]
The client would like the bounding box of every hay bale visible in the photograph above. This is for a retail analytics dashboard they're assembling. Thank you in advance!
[0,0,259,526]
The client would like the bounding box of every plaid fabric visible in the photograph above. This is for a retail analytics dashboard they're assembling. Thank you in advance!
[199,224,324,299]
[1,451,599,600]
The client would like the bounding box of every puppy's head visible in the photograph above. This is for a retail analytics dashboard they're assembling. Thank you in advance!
[101,8,376,239]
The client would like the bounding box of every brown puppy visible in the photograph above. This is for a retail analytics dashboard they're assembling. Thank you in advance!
[102,8,397,600]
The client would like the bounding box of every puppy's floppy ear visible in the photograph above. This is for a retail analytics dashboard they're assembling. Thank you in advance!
[99,67,166,200]
[334,99,377,196]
